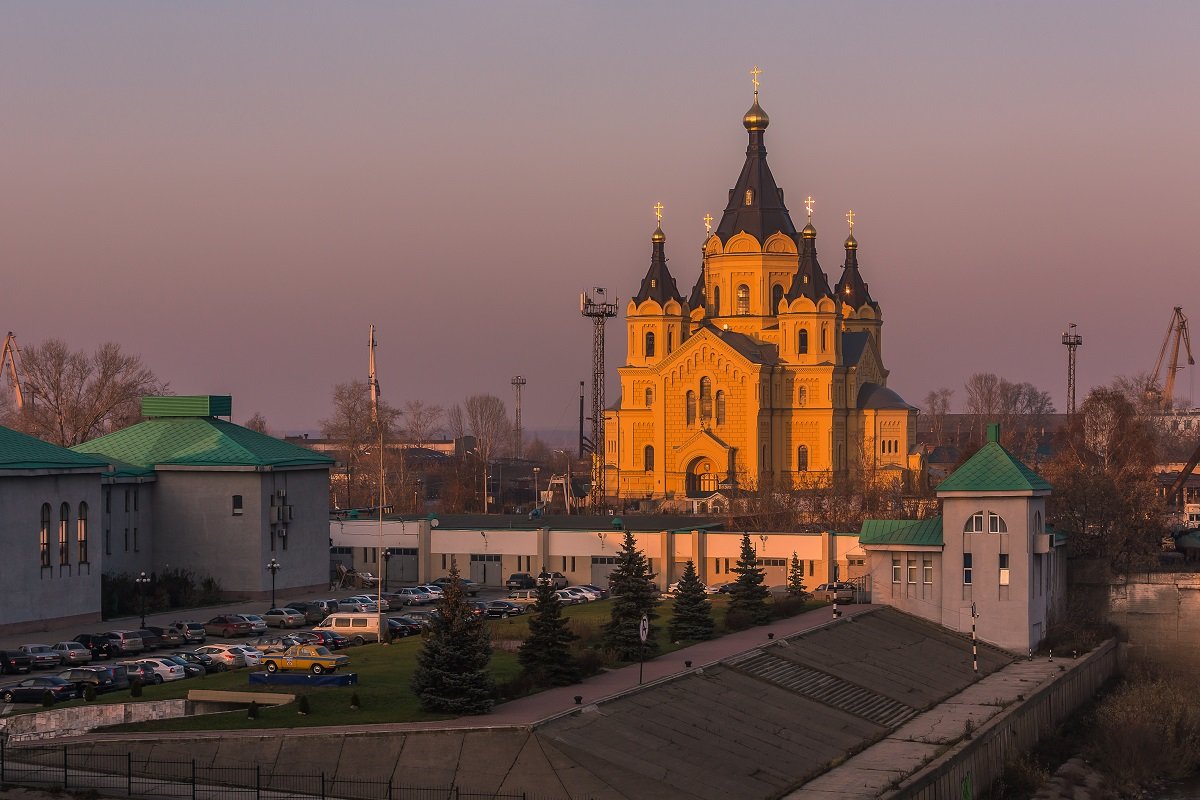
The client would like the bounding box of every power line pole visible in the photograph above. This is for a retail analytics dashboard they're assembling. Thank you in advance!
[580,288,617,510]
[511,375,526,459]
[1061,323,1083,414]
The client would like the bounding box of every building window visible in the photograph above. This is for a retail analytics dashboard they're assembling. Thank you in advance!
[686,391,697,426]
[744,188,753,206]
[771,284,784,313]
[999,553,1010,586]
[923,558,933,584]
[133,527,139,553]
[798,328,809,354]
[700,377,713,420]
[645,387,653,406]
[965,510,1007,534]
[124,528,129,552]
[1034,510,1043,534]
[644,445,655,472]
[645,331,655,358]
[77,502,89,563]
[232,495,243,515]
[104,488,111,514]
[892,558,901,583]
[821,323,829,352]
[124,490,130,513]
[715,391,726,425]
[797,386,807,406]
[797,445,809,472]
[990,512,1007,533]
[963,552,973,585]
[713,285,721,314]
[907,559,916,584]
[105,529,111,556]
[133,488,139,512]
[59,502,70,565]
[667,329,674,353]
[808,560,814,576]
[736,284,750,315]
[39,503,51,567]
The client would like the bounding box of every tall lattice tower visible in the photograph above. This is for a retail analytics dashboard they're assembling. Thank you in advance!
[511,375,526,458]
[581,288,617,509]
[1061,323,1083,414]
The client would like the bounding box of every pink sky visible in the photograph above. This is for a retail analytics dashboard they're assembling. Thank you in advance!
[4,2,1199,433]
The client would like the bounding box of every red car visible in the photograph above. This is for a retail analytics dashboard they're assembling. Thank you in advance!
[203,615,254,638]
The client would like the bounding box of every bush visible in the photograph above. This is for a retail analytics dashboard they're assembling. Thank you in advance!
[297,695,310,715]
[1089,670,1200,789]
[83,684,97,702]
[723,609,754,632]
[769,596,811,620]
[573,648,606,678]
[494,671,540,702]
[130,678,143,698]
[41,689,55,708]
[247,701,259,719]
[350,692,361,710]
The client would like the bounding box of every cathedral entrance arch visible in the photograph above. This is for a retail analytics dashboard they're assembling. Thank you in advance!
[686,457,720,498]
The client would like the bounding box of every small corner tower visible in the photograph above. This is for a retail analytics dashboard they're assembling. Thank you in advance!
[835,210,883,354]
[626,205,686,367]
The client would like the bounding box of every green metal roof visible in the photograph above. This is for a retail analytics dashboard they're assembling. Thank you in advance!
[0,425,110,472]
[936,441,1052,494]
[73,417,333,470]
[142,395,232,418]
[859,516,944,547]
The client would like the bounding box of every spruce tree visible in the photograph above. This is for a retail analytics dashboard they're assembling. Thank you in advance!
[602,530,661,660]
[787,551,809,599]
[518,581,581,687]
[668,559,715,642]
[727,533,771,626]
[411,559,495,714]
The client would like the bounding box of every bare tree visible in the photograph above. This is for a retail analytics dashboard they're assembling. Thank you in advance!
[923,387,954,443]
[464,394,511,513]
[446,404,467,440]
[244,413,270,435]
[402,400,444,447]
[320,380,399,510]
[5,339,166,446]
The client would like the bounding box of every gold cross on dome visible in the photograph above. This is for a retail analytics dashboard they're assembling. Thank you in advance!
[654,202,664,223]
[751,66,762,97]
[804,196,815,219]
[846,209,855,232]
[703,213,713,233]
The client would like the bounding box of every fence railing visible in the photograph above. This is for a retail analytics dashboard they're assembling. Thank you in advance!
[0,741,564,800]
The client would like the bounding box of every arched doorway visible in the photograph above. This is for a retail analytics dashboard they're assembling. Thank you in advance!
[686,457,719,497]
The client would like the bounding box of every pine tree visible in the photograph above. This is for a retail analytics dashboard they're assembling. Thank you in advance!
[411,559,495,714]
[518,582,581,686]
[668,559,715,642]
[727,533,771,626]
[602,530,661,660]
[787,551,809,599]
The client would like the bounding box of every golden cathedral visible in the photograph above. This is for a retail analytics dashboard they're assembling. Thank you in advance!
[603,81,920,506]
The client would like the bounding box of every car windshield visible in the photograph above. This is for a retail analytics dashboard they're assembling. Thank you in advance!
[242,615,264,622]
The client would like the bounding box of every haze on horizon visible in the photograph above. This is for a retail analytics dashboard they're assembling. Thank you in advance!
[4,1,1199,435]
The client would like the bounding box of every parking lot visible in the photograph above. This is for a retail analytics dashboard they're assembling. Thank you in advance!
[0,586,516,706]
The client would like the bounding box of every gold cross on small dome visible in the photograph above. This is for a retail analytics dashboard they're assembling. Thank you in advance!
[703,213,713,233]
[804,196,815,219]
[750,66,762,96]
[654,202,664,223]
[846,209,855,232]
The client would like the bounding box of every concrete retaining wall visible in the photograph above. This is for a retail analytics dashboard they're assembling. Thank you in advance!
[1107,572,1200,667]
[0,700,189,743]
[883,639,1118,800]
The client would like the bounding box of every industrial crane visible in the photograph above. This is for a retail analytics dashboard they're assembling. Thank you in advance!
[1149,307,1194,411]
[1,331,26,409]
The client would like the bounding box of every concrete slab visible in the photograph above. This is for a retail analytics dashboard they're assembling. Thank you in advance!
[393,730,464,788]
[454,729,535,792]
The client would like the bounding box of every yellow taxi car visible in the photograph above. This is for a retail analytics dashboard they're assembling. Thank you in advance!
[261,645,350,674]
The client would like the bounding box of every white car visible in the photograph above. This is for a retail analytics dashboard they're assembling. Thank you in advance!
[262,608,305,628]
[393,588,432,606]
[345,595,389,612]
[128,657,186,683]
[195,644,246,669]
[562,587,595,603]
[667,581,723,595]
[229,646,264,667]
[415,585,444,600]
[554,589,582,605]
[238,614,269,633]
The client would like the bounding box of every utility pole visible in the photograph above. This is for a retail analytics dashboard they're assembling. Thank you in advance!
[511,376,526,459]
[581,289,617,510]
[1061,323,1083,415]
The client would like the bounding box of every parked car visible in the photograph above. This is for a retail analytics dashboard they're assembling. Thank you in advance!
[667,581,720,595]
[283,600,339,624]
[86,663,131,692]
[554,589,582,605]
[388,616,424,638]
[51,642,92,665]
[261,645,349,675]
[430,576,479,596]
[229,646,264,667]
[505,572,537,590]
[168,621,207,643]
[392,588,432,606]
[0,649,33,675]
[484,601,526,619]
[134,629,163,651]
[402,610,440,627]
[72,634,116,660]
[345,594,390,612]
[507,589,540,606]
[562,587,595,603]
[537,571,569,590]
[262,608,305,628]
[58,666,118,695]
[239,614,269,634]
[336,598,373,613]
[578,584,610,600]
[309,630,349,650]
[127,657,186,684]
[203,615,254,638]
[104,630,145,655]
[287,631,324,646]
[0,676,75,704]
[247,635,304,654]
[121,662,158,685]
[19,644,62,669]
[413,585,443,601]
[145,626,185,648]
[195,644,247,669]
[813,582,856,603]
[171,651,219,674]
[160,655,204,678]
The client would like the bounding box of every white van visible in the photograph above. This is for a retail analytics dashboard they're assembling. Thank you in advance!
[316,613,385,646]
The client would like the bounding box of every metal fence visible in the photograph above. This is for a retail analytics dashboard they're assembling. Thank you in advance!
[0,741,566,800]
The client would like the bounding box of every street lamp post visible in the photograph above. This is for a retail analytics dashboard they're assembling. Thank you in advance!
[382,550,391,593]
[135,571,151,628]
[267,559,281,609]
[533,467,541,512]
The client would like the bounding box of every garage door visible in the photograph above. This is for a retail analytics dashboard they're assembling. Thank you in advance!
[470,554,503,586]
[591,556,619,588]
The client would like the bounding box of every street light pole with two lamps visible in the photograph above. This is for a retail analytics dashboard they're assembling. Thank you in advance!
[266,559,281,609]
[135,571,151,628]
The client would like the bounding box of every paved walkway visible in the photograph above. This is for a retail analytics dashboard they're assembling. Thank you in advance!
[71,603,879,740]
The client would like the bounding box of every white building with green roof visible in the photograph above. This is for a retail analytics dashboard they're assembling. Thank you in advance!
[0,424,110,634]
[72,396,334,602]
[859,424,1066,652]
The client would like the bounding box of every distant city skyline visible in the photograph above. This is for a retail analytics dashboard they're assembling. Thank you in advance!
[4,2,1198,433]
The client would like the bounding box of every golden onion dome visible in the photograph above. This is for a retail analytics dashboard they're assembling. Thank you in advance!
[801,222,817,239]
[844,233,857,250]
[743,99,770,131]
[651,224,666,243]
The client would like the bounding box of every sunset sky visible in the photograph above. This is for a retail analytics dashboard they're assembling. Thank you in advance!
[4,2,1199,435]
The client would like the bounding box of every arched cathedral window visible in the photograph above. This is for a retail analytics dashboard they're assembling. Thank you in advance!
[715,391,726,425]
[736,285,750,315]
[797,445,809,471]
[798,328,809,354]
[645,331,655,358]
[686,391,697,426]
[700,377,713,420]
[771,284,784,314]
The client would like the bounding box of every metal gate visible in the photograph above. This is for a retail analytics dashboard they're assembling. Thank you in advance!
[385,548,418,585]
[470,554,502,586]
[591,556,619,588]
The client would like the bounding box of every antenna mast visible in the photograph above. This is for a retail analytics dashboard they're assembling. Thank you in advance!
[511,376,526,458]
[1,332,27,410]
[580,288,617,510]
[1061,323,1083,414]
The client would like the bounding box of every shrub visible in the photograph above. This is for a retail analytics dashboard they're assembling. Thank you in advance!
[83,685,97,702]
[574,648,606,678]
[350,692,361,710]
[41,690,55,708]
[130,678,143,698]
[297,695,311,715]
[494,671,540,702]
[247,701,259,719]
[769,595,810,620]
[991,753,1051,799]
[1089,671,1200,789]
[723,609,754,632]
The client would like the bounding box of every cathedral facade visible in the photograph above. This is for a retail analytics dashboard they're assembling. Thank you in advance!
[604,89,919,505]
